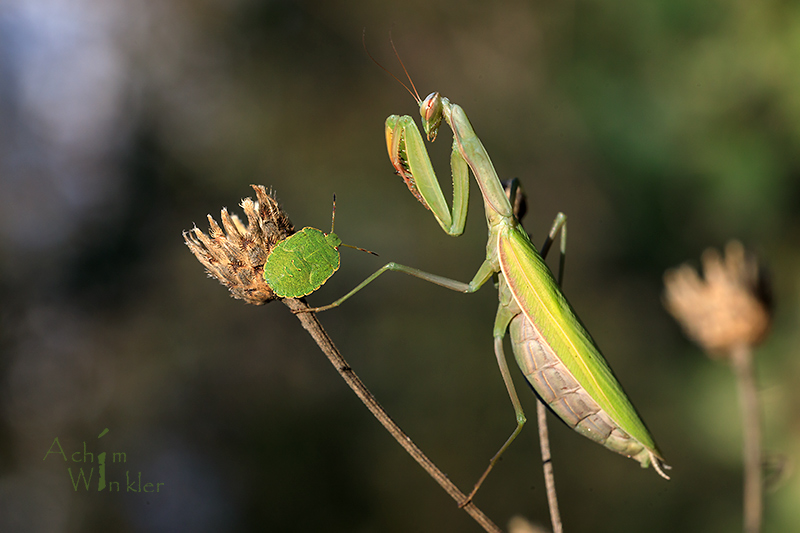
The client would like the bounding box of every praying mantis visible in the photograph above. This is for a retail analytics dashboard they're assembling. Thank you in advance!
[296,59,670,501]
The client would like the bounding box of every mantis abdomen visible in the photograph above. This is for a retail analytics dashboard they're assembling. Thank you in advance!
[508,313,655,467]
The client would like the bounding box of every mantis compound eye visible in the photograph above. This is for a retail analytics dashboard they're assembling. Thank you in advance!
[421,92,443,141]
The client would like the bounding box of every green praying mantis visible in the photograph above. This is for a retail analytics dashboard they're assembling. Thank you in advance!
[287,57,670,502]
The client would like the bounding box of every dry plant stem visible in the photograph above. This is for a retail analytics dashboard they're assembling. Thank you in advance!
[537,244,564,533]
[730,343,762,533]
[283,297,502,533]
[537,400,562,533]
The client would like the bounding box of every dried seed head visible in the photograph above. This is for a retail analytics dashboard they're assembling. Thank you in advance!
[184,185,294,305]
[663,241,772,356]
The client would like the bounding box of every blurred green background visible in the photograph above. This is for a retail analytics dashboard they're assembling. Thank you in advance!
[1,1,799,531]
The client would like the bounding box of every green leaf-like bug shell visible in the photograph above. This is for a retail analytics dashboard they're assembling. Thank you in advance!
[263,227,343,298]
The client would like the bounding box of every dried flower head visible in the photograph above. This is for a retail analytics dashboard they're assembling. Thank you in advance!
[184,185,294,305]
[663,240,772,356]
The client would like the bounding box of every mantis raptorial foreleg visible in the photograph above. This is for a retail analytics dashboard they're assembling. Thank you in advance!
[386,91,513,237]
[386,114,469,236]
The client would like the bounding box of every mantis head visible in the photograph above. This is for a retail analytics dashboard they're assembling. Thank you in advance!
[363,34,443,142]
[362,35,443,143]
[420,92,444,142]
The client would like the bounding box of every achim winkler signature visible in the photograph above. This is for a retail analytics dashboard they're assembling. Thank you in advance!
[43,428,165,493]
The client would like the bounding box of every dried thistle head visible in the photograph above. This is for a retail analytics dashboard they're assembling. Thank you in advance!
[663,240,772,356]
[184,185,294,305]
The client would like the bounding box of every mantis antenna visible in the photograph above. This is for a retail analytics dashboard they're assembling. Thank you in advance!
[362,30,422,104]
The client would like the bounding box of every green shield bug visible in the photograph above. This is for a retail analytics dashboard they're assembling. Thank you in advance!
[263,196,377,298]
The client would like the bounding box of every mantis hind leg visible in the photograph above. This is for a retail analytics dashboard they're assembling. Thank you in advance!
[460,304,526,506]
[539,212,567,283]
[504,177,567,279]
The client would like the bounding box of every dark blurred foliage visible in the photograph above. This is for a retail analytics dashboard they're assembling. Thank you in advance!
[1,0,799,531]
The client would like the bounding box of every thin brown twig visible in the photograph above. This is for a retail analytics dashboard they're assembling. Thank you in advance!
[535,213,565,533]
[283,297,502,533]
[536,401,562,533]
[730,343,763,533]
